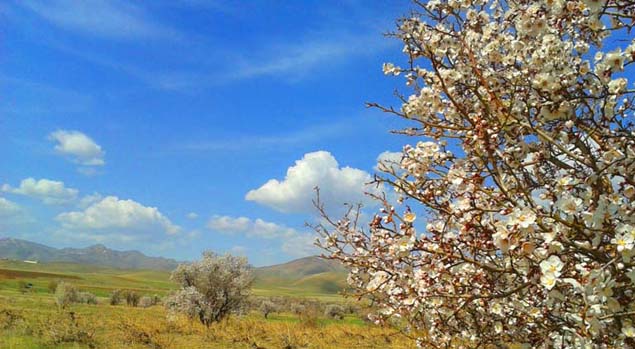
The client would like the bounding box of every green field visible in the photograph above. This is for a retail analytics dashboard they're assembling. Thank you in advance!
[0,259,345,301]
[0,260,174,297]
[0,260,414,348]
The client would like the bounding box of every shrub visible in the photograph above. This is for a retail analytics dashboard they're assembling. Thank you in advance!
[109,289,122,305]
[41,311,96,348]
[298,304,320,328]
[77,291,98,305]
[118,320,173,349]
[48,280,59,294]
[0,309,25,330]
[324,304,345,320]
[123,290,140,307]
[259,300,277,319]
[55,282,79,309]
[166,252,253,326]
[139,295,159,308]
[291,303,306,316]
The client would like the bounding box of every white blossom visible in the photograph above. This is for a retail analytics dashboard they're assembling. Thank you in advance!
[316,1,635,346]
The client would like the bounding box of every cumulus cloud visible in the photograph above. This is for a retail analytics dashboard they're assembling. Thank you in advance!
[0,197,35,234]
[207,215,318,257]
[56,196,180,240]
[281,233,319,258]
[207,215,296,239]
[48,130,105,167]
[78,193,103,208]
[186,212,199,220]
[2,178,78,205]
[0,197,22,217]
[375,151,403,173]
[245,151,375,213]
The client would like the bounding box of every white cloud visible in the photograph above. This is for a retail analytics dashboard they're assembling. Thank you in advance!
[48,130,105,167]
[0,197,22,217]
[56,196,181,239]
[207,215,296,239]
[78,193,103,208]
[20,0,178,41]
[229,245,247,256]
[186,212,199,220]
[77,167,100,176]
[245,151,375,213]
[207,215,319,257]
[0,197,35,234]
[229,31,393,81]
[2,178,78,205]
[281,233,319,258]
[375,151,402,173]
[175,120,353,153]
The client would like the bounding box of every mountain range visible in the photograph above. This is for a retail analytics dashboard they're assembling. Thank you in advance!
[0,237,346,275]
[0,237,350,295]
[0,238,180,270]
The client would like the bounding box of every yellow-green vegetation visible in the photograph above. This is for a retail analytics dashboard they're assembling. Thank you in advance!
[0,260,413,348]
[0,259,344,300]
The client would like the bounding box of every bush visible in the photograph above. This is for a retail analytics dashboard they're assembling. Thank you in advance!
[324,304,345,320]
[138,295,160,308]
[291,303,306,316]
[77,291,98,305]
[259,300,277,319]
[55,282,79,309]
[0,309,25,330]
[109,289,122,305]
[123,290,140,307]
[298,304,320,327]
[48,280,59,294]
[166,252,253,326]
[41,311,96,348]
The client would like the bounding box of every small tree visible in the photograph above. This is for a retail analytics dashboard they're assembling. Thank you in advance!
[77,291,98,305]
[291,303,306,316]
[259,300,277,319]
[47,280,59,294]
[324,304,345,320]
[138,295,160,308]
[166,252,253,327]
[123,290,140,307]
[55,282,79,309]
[109,289,122,306]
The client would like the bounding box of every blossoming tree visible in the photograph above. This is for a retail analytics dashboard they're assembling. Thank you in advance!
[316,0,635,347]
[166,252,253,326]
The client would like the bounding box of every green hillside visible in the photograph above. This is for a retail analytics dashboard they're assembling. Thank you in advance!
[0,256,348,300]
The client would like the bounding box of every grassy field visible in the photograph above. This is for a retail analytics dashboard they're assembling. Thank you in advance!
[0,260,414,348]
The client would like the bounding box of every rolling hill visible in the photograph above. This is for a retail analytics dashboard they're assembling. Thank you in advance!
[0,238,349,296]
[254,256,348,296]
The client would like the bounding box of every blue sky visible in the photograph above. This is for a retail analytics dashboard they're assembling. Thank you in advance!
[1,0,413,266]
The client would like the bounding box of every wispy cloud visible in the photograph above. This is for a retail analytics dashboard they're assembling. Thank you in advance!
[17,17,394,91]
[207,215,318,257]
[207,215,297,239]
[18,0,179,41]
[228,32,395,81]
[173,118,357,153]
[0,75,94,115]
